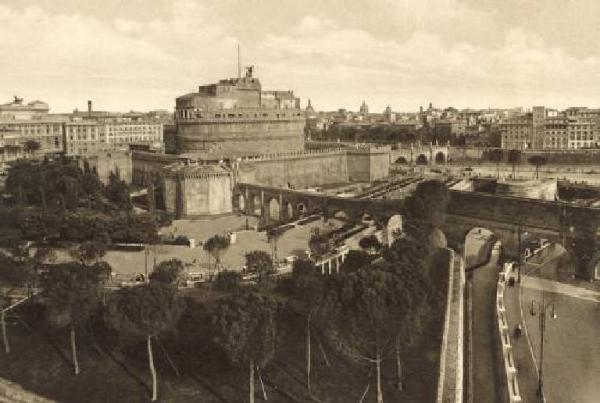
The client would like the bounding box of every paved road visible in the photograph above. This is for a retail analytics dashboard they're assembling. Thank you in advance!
[466,230,503,403]
[522,276,600,403]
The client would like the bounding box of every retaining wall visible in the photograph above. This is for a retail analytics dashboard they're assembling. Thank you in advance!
[495,265,523,402]
[436,248,465,403]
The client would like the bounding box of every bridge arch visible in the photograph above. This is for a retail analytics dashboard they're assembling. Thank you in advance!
[416,154,428,165]
[333,210,351,221]
[267,198,281,222]
[297,203,307,217]
[395,156,409,164]
[281,200,294,221]
[435,151,446,164]
[430,227,448,249]
[237,194,246,212]
[252,194,262,216]
[463,227,500,269]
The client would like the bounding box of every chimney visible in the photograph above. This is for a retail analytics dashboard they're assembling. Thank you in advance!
[87,100,92,113]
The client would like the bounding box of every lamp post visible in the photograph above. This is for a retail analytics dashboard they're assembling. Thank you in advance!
[529,295,557,399]
[517,226,529,283]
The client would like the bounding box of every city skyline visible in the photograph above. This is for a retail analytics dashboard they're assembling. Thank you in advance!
[4,0,600,112]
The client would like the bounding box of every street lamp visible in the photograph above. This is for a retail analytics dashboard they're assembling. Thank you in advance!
[517,226,529,283]
[529,296,557,398]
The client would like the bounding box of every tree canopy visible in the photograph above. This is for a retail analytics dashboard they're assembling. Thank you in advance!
[245,250,274,282]
[149,259,184,285]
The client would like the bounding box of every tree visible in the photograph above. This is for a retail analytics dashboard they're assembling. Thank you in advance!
[107,282,183,401]
[322,267,402,403]
[266,227,284,263]
[404,180,449,236]
[149,258,184,286]
[214,270,242,292]
[381,261,432,391]
[23,140,41,154]
[507,149,521,178]
[203,235,231,274]
[527,155,547,179]
[105,171,131,210]
[70,240,108,265]
[487,148,504,178]
[42,262,105,375]
[0,252,36,353]
[359,235,382,255]
[290,259,326,392]
[339,250,373,274]
[212,290,278,403]
[308,231,330,259]
[245,250,274,282]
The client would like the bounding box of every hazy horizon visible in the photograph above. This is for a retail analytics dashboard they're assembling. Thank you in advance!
[3,0,600,113]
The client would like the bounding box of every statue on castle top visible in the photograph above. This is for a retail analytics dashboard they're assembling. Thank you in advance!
[245,65,254,78]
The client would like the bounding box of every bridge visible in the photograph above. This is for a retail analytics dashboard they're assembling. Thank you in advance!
[234,182,600,279]
[389,143,449,165]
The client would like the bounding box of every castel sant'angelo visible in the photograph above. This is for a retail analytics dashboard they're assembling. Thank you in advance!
[132,66,392,218]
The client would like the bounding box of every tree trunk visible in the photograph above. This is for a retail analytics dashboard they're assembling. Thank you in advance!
[257,365,268,400]
[71,325,80,375]
[249,360,255,403]
[148,335,158,401]
[306,315,312,392]
[395,336,403,391]
[376,349,383,403]
[1,311,9,354]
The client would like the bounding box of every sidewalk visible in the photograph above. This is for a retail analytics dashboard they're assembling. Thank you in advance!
[503,282,542,403]
[522,276,600,303]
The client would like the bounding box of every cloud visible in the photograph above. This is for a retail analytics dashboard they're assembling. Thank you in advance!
[1,1,600,112]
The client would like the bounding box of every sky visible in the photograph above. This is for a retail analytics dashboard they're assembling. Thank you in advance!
[2,0,600,113]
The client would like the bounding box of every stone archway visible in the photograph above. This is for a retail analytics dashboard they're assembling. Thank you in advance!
[268,198,280,222]
[464,227,498,269]
[237,194,245,212]
[416,154,428,165]
[297,203,306,217]
[395,156,408,164]
[435,151,446,164]
[281,200,294,221]
[333,210,350,222]
[524,240,576,280]
[253,194,262,216]
[430,227,448,249]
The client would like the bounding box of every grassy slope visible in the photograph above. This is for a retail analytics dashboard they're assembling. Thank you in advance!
[0,251,450,403]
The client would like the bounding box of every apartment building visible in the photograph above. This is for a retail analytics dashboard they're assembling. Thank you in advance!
[500,113,533,149]
[567,118,595,149]
[543,116,568,149]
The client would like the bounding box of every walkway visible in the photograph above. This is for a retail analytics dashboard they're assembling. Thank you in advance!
[521,277,600,303]
[469,250,503,403]
[503,282,543,403]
